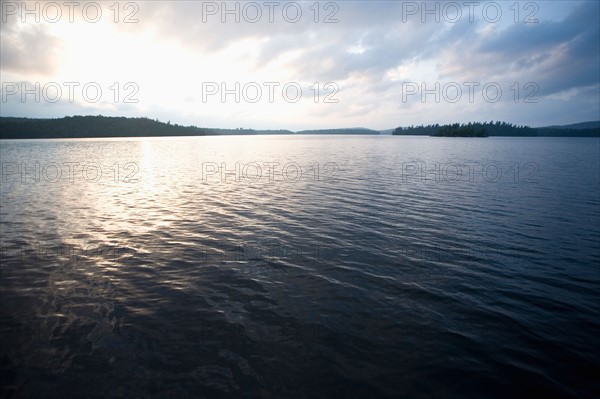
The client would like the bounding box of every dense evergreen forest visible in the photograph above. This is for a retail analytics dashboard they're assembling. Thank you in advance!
[434,123,488,137]
[392,121,600,137]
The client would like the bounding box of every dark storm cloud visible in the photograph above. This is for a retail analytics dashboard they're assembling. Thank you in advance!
[474,1,599,95]
[480,1,598,55]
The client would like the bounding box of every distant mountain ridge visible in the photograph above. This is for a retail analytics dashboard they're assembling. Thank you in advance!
[541,121,600,130]
[295,128,379,135]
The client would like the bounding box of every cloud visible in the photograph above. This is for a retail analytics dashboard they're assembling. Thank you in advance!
[0,17,63,76]
[0,1,598,128]
[455,1,598,92]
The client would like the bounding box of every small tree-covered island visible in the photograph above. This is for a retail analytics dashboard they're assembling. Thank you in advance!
[434,122,489,137]
[393,121,522,136]
[394,122,490,137]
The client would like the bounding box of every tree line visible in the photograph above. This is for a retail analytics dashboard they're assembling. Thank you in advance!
[0,116,293,139]
[393,121,599,137]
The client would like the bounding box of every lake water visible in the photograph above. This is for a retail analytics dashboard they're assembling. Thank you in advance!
[1,136,599,398]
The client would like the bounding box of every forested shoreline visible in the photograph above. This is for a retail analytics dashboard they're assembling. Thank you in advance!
[1,116,598,139]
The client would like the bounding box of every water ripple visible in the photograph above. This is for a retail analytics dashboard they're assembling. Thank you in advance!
[1,136,599,398]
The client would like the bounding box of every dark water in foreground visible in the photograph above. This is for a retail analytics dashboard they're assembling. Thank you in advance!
[1,136,599,398]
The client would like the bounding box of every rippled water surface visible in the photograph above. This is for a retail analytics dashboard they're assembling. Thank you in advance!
[1,136,599,398]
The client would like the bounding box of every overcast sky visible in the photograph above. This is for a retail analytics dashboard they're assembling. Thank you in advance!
[1,0,598,130]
